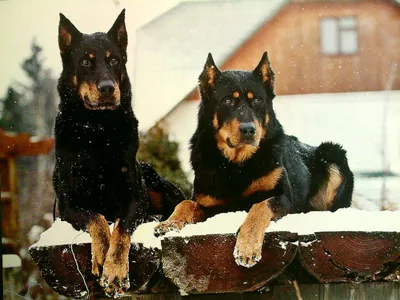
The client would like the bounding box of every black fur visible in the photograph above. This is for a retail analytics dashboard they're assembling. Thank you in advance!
[53,10,184,233]
[190,52,354,218]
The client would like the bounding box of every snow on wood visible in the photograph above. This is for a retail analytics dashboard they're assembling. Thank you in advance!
[29,219,161,298]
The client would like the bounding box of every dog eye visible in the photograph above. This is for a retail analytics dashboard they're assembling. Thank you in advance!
[81,59,91,67]
[110,58,118,66]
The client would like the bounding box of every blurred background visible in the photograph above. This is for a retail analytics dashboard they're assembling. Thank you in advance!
[1,0,399,298]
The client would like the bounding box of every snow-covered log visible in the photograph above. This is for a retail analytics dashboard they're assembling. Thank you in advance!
[28,220,161,298]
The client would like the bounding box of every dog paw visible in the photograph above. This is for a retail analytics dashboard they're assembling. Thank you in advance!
[233,238,262,268]
[154,220,184,237]
[100,259,130,297]
[91,241,108,277]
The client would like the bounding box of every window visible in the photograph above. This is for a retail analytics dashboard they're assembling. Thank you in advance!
[320,17,358,55]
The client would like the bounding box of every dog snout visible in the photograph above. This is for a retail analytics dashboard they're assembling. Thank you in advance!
[239,122,256,137]
[97,80,115,97]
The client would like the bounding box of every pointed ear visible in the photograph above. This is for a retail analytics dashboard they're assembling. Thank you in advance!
[253,52,275,97]
[199,53,221,89]
[108,9,128,52]
[58,13,81,54]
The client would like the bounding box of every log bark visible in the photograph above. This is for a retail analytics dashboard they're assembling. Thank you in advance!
[161,232,298,294]
[298,232,400,283]
[29,243,160,298]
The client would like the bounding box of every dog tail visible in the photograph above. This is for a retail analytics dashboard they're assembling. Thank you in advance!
[140,162,186,219]
[309,142,354,211]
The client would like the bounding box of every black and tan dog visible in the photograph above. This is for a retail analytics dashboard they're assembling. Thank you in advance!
[155,52,354,268]
[54,10,185,296]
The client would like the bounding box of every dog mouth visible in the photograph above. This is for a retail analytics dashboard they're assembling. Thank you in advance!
[226,138,258,148]
[83,97,120,111]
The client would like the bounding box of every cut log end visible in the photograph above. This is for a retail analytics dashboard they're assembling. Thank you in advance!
[161,232,298,294]
[299,231,400,283]
[29,243,160,298]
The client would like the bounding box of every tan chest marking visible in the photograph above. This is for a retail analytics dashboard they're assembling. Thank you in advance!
[195,193,227,208]
[243,167,283,197]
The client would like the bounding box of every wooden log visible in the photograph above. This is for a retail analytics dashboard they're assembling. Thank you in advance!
[298,232,400,283]
[161,232,298,294]
[29,243,160,298]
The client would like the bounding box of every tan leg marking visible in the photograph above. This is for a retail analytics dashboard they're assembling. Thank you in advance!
[154,200,205,236]
[234,199,275,268]
[86,214,111,277]
[311,164,343,210]
[243,167,283,197]
[100,219,131,297]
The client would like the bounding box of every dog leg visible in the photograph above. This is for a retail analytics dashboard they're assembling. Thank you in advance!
[86,215,111,277]
[154,200,205,236]
[234,198,275,268]
[100,218,131,297]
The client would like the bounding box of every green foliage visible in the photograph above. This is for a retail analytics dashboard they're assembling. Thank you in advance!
[138,124,193,198]
[0,87,32,133]
[0,39,58,136]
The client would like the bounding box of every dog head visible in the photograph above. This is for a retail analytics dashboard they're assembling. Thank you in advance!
[58,10,128,110]
[198,52,275,163]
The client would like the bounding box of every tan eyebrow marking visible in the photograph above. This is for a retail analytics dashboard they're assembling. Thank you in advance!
[247,91,254,99]
[233,91,240,98]
[106,50,111,57]
[89,53,95,59]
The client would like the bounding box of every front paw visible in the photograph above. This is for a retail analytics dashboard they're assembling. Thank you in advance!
[233,235,263,268]
[100,258,130,297]
[154,220,185,237]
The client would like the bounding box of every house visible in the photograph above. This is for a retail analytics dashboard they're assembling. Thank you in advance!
[134,0,400,130]
[134,0,400,210]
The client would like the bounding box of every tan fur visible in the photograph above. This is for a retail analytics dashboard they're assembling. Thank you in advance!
[72,76,77,86]
[247,91,254,99]
[149,190,163,211]
[311,164,343,210]
[213,113,219,129]
[101,218,131,293]
[89,53,95,59]
[260,63,270,83]
[59,28,71,53]
[206,65,217,87]
[79,82,121,110]
[154,200,205,235]
[195,193,227,208]
[106,50,111,57]
[243,167,283,197]
[86,214,111,277]
[265,113,270,125]
[234,199,275,267]
[233,91,240,98]
[216,119,265,163]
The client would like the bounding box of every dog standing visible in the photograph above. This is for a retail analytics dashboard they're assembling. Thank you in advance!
[54,10,184,296]
[155,52,354,268]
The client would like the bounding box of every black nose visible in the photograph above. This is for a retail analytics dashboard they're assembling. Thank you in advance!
[97,80,115,97]
[239,122,256,137]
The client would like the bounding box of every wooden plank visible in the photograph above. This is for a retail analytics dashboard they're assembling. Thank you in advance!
[131,283,400,299]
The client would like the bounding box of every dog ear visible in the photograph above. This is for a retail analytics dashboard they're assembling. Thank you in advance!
[253,52,275,97]
[58,13,81,54]
[108,9,128,52]
[199,53,221,89]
